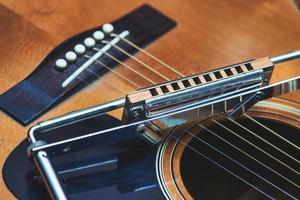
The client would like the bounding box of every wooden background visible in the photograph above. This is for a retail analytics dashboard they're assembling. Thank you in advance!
[0,0,299,199]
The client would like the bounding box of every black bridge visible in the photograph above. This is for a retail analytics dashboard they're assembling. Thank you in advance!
[0,4,176,125]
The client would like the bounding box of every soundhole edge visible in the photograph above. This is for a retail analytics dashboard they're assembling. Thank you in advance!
[180,117,299,200]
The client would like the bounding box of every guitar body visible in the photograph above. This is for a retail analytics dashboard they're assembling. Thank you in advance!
[3,114,166,200]
[157,98,300,199]
[0,0,299,199]
[3,97,299,199]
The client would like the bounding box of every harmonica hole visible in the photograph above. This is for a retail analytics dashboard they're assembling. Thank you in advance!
[192,77,201,85]
[171,82,180,90]
[224,68,233,76]
[213,71,222,79]
[245,63,253,70]
[149,88,159,96]
[235,66,243,73]
[203,74,212,82]
[182,79,191,87]
[161,85,169,93]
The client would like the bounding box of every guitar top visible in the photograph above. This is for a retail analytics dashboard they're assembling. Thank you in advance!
[0,1,299,200]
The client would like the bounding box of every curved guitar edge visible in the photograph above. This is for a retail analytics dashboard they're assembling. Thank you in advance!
[3,114,165,200]
[0,4,176,126]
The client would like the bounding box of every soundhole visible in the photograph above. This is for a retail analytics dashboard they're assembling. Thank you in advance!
[180,117,299,200]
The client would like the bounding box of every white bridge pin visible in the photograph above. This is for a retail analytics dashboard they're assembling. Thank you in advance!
[93,31,105,41]
[61,30,129,87]
[84,37,96,48]
[55,59,67,70]
[65,51,77,62]
[102,23,114,34]
[74,44,86,55]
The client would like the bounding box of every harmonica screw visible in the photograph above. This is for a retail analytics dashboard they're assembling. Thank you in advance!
[136,125,145,134]
[133,110,140,118]
[62,146,71,153]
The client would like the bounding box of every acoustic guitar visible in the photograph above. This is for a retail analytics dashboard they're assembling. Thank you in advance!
[0,1,299,200]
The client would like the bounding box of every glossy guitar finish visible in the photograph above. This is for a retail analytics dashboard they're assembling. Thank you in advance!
[157,98,300,199]
[0,1,300,199]
[0,4,176,125]
[3,98,299,199]
[3,114,165,200]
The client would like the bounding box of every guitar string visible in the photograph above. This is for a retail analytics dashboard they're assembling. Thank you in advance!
[65,30,182,88]
[105,33,299,155]
[91,38,300,167]
[169,134,275,200]
[64,70,94,87]
[65,65,128,94]
[212,119,300,175]
[244,113,300,150]
[226,117,300,166]
[85,67,128,94]
[180,126,297,200]
[76,49,296,176]
[102,37,300,166]
[154,116,297,198]
[78,31,183,88]
[110,33,185,77]
[102,40,171,81]
[74,34,300,173]
[107,34,300,156]
[57,29,299,197]
[68,58,298,197]
[61,68,128,122]
[88,39,296,171]
[197,123,300,188]
[92,48,156,84]
[83,55,141,88]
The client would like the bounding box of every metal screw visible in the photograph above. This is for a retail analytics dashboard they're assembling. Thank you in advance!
[133,110,140,118]
[62,146,71,153]
[136,125,145,135]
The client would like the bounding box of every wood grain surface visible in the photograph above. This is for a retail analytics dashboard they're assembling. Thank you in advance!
[0,0,299,199]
